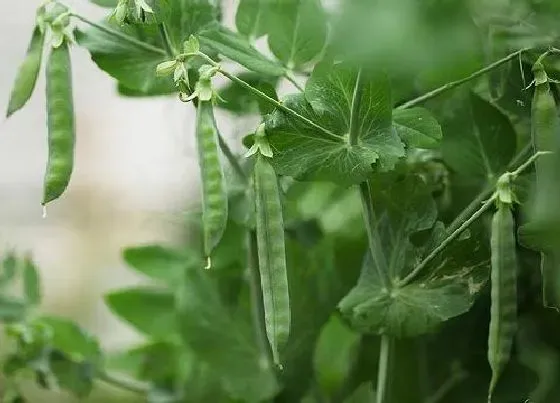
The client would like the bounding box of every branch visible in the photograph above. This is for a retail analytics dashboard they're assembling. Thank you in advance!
[96,371,150,395]
[375,335,391,403]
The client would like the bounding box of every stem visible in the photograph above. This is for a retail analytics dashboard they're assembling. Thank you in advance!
[400,195,497,286]
[69,13,166,55]
[285,72,304,92]
[359,181,390,289]
[96,371,150,395]
[397,48,528,110]
[247,231,273,365]
[349,68,365,146]
[195,52,342,143]
[158,23,175,57]
[423,367,468,403]
[375,335,391,403]
[217,133,248,183]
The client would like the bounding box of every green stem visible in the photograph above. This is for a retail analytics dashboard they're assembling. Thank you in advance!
[194,52,342,143]
[359,181,390,289]
[400,195,497,286]
[69,13,166,55]
[285,72,304,92]
[423,367,468,403]
[217,133,248,183]
[397,48,528,110]
[349,68,365,146]
[96,371,150,395]
[375,335,391,403]
[158,23,175,56]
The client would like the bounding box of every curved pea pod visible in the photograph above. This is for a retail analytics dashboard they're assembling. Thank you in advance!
[487,202,518,402]
[6,25,45,117]
[196,101,228,262]
[43,41,75,206]
[254,153,290,367]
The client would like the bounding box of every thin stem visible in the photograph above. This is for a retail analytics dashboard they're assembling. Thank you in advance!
[158,23,175,57]
[349,68,365,146]
[195,52,342,143]
[510,150,551,177]
[96,371,150,395]
[423,367,468,403]
[375,335,391,403]
[400,195,497,286]
[359,181,390,289]
[397,48,529,110]
[247,231,273,365]
[217,133,248,183]
[69,13,166,55]
[285,72,304,92]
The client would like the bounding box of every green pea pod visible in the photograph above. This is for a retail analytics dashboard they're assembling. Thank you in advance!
[6,25,45,118]
[254,153,290,367]
[487,202,518,402]
[529,59,560,308]
[43,41,75,206]
[196,101,228,261]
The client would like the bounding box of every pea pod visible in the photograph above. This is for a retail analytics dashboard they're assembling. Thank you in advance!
[196,101,228,263]
[43,41,75,206]
[6,25,44,118]
[254,152,290,367]
[487,200,518,402]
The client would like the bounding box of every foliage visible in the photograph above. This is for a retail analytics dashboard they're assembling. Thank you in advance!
[4,0,560,402]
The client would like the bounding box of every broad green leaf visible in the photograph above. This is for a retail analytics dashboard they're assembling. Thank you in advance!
[6,25,44,118]
[0,296,27,323]
[115,81,174,97]
[217,72,279,115]
[75,23,175,95]
[266,0,327,68]
[49,351,94,398]
[89,0,117,6]
[176,268,279,401]
[199,24,286,77]
[441,92,516,183]
[265,62,404,184]
[22,256,41,306]
[392,107,442,149]
[122,244,196,284]
[338,176,489,337]
[235,0,270,40]
[105,287,177,338]
[35,316,101,363]
[164,0,219,51]
[0,252,18,287]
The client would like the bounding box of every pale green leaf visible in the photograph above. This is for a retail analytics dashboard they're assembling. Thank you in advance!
[235,0,270,40]
[393,107,442,149]
[165,0,219,51]
[265,62,404,184]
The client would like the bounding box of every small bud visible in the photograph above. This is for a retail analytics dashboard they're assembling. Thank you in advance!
[183,35,200,54]
[156,60,178,76]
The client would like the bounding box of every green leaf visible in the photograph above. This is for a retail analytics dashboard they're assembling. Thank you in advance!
[266,0,327,68]
[35,316,101,363]
[176,268,279,401]
[164,0,219,51]
[217,72,279,115]
[198,24,286,77]
[75,23,175,95]
[442,92,516,183]
[235,0,270,40]
[89,0,117,7]
[265,62,404,184]
[338,176,489,337]
[116,82,173,97]
[6,25,44,117]
[0,252,18,287]
[105,287,177,338]
[22,256,41,306]
[393,107,442,149]
[0,297,27,323]
[122,245,197,284]
[49,351,94,398]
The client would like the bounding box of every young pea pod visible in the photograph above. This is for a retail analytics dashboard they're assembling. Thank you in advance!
[43,41,75,206]
[487,199,518,402]
[196,101,228,263]
[6,25,45,117]
[254,151,290,367]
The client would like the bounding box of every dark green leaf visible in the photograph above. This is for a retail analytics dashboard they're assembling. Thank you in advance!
[393,107,442,149]
[75,23,175,95]
[22,256,41,306]
[122,245,196,285]
[0,297,27,323]
[105,287,177,338]
[199,24,286,77]
[49,351,94,398]
[235,0,270,40]
[266,0,327,68]
[265,62,404,184]
[338,176,489,337]
[217,72,279,115]
[89,0,117,7]
[35,316,101,363]
[442,92,516,183]
[0,252,18,286]
[164,0,219,51]
[176,268,279,401]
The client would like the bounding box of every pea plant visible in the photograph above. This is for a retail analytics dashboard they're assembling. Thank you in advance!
[4,0,560,402]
